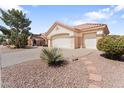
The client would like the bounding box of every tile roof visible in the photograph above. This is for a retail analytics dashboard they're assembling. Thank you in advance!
[74,23,106,30]
[46,21,109,36]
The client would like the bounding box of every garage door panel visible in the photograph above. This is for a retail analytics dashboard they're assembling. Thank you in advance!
[52,37,72,48]
[84,33,96,49]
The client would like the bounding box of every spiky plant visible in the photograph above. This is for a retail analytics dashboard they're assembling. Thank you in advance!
[40,48,64,66]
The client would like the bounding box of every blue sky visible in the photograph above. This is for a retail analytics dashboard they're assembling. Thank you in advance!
[0,5,124,35]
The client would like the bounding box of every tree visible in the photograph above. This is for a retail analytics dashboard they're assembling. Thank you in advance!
[0,8,32,48]
[0,25,11,36]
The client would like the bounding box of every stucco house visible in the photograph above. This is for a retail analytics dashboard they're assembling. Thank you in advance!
[46,21,109,49]
[28,33,47,46]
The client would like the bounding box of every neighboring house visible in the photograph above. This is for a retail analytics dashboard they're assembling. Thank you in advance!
[28,34,47,46]
[46,21,110,49]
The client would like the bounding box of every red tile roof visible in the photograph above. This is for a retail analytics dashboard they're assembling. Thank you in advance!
[46,21,109,36]
[74,23,106,30]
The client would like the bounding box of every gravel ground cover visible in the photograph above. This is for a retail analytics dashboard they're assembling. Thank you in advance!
[1,59,89,88]
[0,46,38,54]
[0,46,25,54]
[86,51,124,88]
[1,48,94,67]
[1,48,124,88]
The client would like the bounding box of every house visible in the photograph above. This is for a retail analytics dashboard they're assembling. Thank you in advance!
[28,33,47,46]
[46,21,109,49]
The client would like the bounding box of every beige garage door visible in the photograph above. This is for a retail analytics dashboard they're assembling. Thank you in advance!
[84,33,97,49]
[52,35,72,48]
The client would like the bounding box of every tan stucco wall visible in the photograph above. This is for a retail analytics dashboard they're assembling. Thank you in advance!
[96,35,103,42]
[47,26,106,49]
[48,39,51,47]
[74,33,82,48]
[47,25,75,48]
[47,25,74,38]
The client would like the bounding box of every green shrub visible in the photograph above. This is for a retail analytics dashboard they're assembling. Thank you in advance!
[10,31,28,48]
[97,35,124,60]
[40,48,64,66]
[0,35,7,45]
[0,36,4,45]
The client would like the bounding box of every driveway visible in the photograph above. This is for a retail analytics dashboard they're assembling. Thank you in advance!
[1,48,41,67]
[1,47,95,67]
[1,47,124,87]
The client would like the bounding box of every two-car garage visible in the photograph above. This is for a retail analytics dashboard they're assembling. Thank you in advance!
[46,21,109,49]
[51,33,97,49]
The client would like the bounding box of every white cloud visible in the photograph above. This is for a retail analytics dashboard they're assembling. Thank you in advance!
[114,5,124,12]
[0,5,22,11]
[84,7,111,21]
[61,5,124,26]
[121,14,124,18]
[0,5,29,14]
[83,5,124,21]
[84,11,108,20]
[101,8,110,12]
[72,20,97,25]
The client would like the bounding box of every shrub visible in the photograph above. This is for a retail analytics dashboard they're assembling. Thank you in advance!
[10,31,28,48]
[97,35,124,60]
[0,36,4,45]
[0,35,7,45]
[40,48,64,66]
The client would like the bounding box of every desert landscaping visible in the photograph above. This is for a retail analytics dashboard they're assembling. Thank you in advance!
[1,46,124,88]
[0,6,124,88]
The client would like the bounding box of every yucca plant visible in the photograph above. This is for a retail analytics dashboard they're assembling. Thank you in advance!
[40,48,64,66]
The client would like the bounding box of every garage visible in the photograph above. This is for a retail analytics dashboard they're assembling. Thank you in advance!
[84,33,97,49]
[46,21,109,49]
[51,34,72,48]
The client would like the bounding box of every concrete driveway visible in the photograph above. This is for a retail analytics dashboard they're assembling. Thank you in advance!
[1,47,124,88]
[1,48,41,67]
[0,47,95,67]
